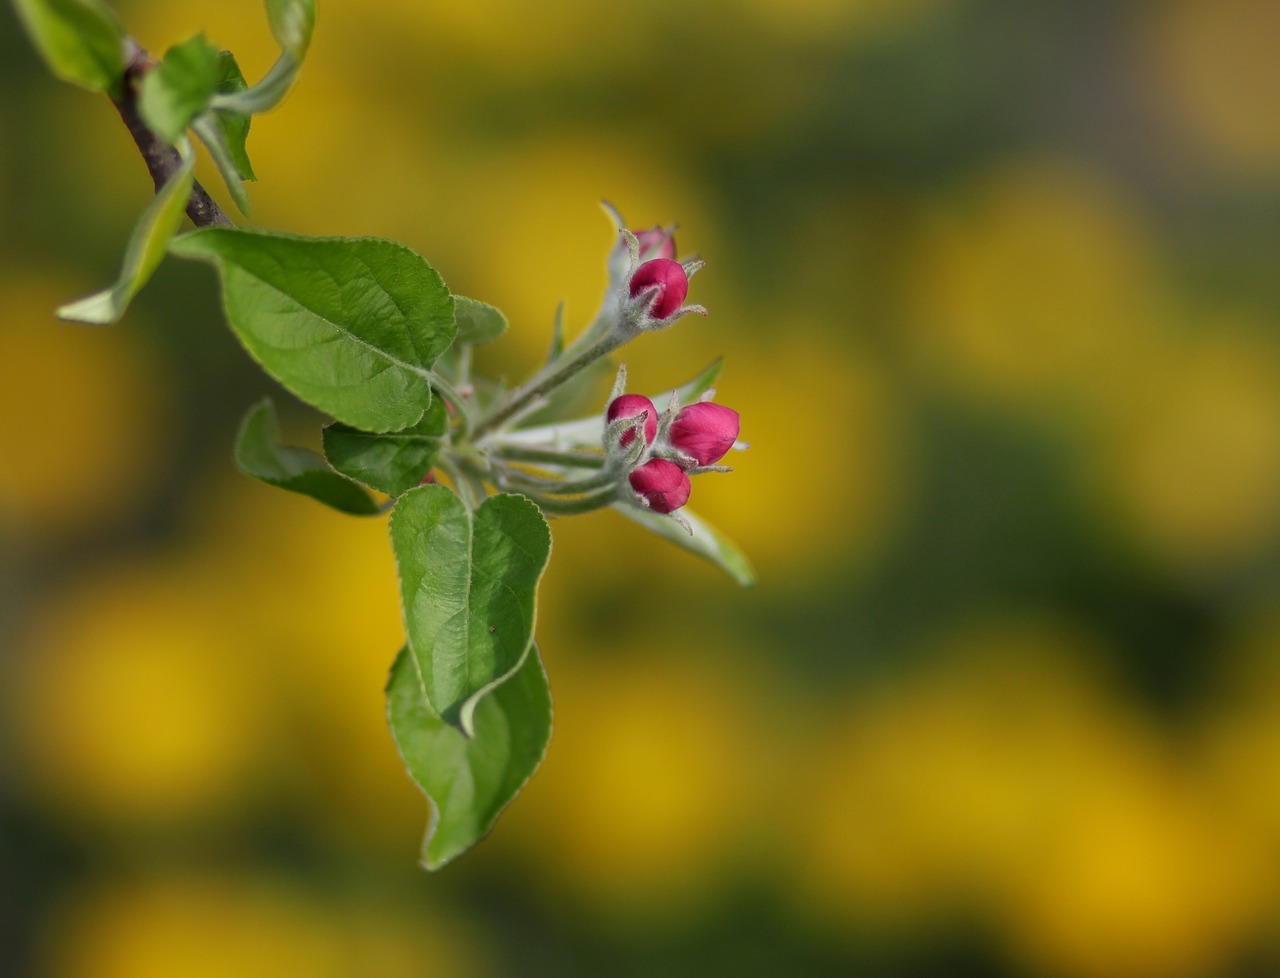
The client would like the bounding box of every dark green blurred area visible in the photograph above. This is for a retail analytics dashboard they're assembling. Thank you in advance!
[5,1,1280,976]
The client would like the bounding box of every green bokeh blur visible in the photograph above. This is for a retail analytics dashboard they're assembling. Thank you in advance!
[5,0,1280,975]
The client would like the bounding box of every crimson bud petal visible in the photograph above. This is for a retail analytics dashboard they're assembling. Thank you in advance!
[669,402,740,466]
[606,393,658,448]
[628,458,692,514]
[629,258,689,320]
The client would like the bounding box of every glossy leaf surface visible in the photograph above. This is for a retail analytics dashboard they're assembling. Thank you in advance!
[170,228,456,432]
[390,485,551,733]
[324,398,448,497]
[234,398,379,515]
[386,644,551,870]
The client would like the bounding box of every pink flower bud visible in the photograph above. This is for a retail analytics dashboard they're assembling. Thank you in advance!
[629,259,688,320]
[631,227,676,260]
[669,402,740,466]
[628,458,692,514]
[606,393,658,448]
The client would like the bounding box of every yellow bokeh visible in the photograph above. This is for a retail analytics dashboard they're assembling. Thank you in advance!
[43,874,485,978]
[904,158,1171,412]
[505,645,771,917]
[789,616,1273,978]
[1088,321,1280,572]
[0,274,168,536]
[6,557,266,824]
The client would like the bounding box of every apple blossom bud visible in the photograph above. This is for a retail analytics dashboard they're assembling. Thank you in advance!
[669,402,740,466]
[629,259,688,320]
[628,458,692,514]
[606,393,658,448]
[631,227,676,260]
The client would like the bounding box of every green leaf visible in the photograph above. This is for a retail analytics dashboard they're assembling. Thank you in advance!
[12,0,125,94]
[390,485,551,734]
[387,643,551,870]
[323,398,448,497]
[57,139,195,325]
[170,228,457,432]
[265,0,314,59]
[214,52,256,180]
[614,503,755,587]
[192,113,252,215]
[138,33,222,143]
[234,398,379,515]
[453,296,507,346]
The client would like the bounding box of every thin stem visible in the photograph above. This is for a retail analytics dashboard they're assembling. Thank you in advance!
[490,445,606,469]
[431,372,474,441]
[436,456,478,509]
[515,485,620,516]
[497,466,619,496]
[114,43,232,229]
[472,333,621,440]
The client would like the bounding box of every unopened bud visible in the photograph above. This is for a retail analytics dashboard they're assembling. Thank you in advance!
[629,259,689,321]
[628,458,692,514]
[669,402,740,466]
[631,227,676,261]
[606,394,658,448]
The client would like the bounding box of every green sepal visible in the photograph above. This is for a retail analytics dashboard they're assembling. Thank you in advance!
[233,398,379,515]
[323,398,449,497]
[138,33,222,144]
[390,485,551,734]
[453,295,507,346]
[169,228,457,432]
[614,503,755,587]
[12,0,126,94]
[386,643,551,870]
[58,138,195,325]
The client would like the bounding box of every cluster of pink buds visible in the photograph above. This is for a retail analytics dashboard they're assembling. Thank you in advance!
[605,389,741,515]
[603,212,707,337]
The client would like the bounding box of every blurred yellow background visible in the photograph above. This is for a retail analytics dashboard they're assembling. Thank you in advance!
[4,0,1280,975]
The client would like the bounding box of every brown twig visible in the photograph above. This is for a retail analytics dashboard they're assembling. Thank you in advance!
[110,43,233,229]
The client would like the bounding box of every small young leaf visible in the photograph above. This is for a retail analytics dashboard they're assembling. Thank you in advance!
[390,485,551,734]
[453,296,507,346]
[192,113,252,215]
[214,52,256,180]
[386,643,551,870]
[138,33,222,143]
[12,0,125,94]
[58,139,195,325]
[170,228,457,432]
[234,398,379,515]
[614,503,755,587]
[323,398,448,497]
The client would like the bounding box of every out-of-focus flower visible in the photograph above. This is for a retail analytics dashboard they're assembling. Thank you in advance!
[631,226,676,260]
